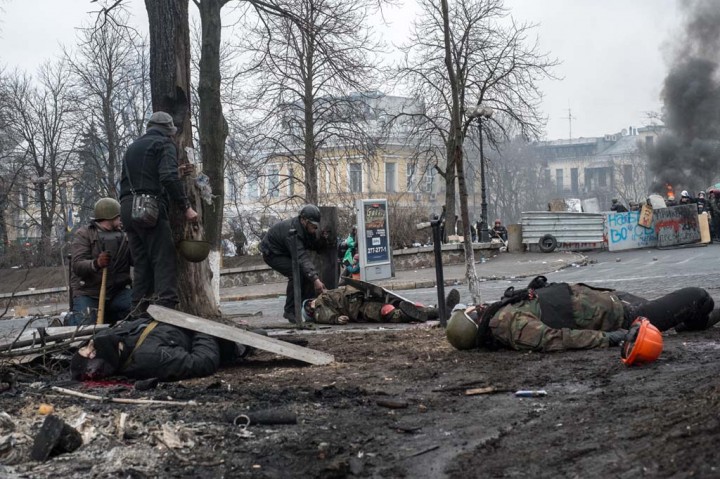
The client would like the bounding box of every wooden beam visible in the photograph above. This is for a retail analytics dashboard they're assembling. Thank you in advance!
[147,305,334,366]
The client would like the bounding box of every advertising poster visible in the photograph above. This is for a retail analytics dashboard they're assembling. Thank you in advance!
[356,199,392,281]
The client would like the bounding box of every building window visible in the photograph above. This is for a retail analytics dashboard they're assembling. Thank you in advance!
[422,167,436,192]
[349,163,362,193]
[623,164,633,185]
[246,175,259,199]
[556,168,564,194]
[599,169,607,188]
[385,163,396,192]
[287,167,294,197]
[267,165,280,198]
[406,163,416,191]
[544,169,551,187]
[571,168,579,194]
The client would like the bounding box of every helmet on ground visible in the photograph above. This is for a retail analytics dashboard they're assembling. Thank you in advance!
[380,304,395,317]
[299,204,321,226]
[681,190,690,198]
[621,317,663,366]
[446,306,478,350]
[178,239,210,262]
[302,299,315,323]
[94,198,121,220]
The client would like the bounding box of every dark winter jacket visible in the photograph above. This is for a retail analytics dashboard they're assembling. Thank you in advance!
[119,128,190,216]
[70,222,131,298]
[95,318,223,381]
[259,216,321,281]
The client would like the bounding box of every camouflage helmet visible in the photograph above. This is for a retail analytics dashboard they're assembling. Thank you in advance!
[178,239,210,262]
[93,198,121,220]
[446,306,478,350]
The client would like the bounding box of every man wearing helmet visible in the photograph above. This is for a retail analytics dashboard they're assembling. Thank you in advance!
[260,204,328,323]
[300,285,454,325]
[446,276,720,352]
[67,198,132,325]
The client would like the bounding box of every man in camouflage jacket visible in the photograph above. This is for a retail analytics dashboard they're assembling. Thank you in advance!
[304,285,441,325]
[447,278,719,352]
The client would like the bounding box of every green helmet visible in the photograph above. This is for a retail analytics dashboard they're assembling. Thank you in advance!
[178,239,210,262]
[446,308,478,350]
[94,198,121,220]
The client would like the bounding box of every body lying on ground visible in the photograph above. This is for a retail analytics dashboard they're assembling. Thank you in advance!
[446,276,720,351]
[70,316,248,382]
[302,285,455,325]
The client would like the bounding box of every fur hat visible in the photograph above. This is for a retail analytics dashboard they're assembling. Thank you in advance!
[147,111,177,136]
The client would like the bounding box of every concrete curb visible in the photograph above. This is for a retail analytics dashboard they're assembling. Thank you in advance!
[219,253,589,302]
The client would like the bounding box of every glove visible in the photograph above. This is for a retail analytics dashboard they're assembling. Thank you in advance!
[95,251,111,269]
[606,329,628,347]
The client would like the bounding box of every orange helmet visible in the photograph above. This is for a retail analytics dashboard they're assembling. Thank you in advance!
[621,317,663,366]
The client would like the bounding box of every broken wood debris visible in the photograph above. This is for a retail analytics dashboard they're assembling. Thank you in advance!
[148,305,334,366]
[30,415,82,461]
[50,386,198,406]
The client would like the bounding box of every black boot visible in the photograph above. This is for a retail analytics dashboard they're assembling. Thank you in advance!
[446,288,461,312]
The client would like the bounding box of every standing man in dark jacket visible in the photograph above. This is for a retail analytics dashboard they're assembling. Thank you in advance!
[68,198,132,326]
[260,205,327,323]
[119,111,198,315]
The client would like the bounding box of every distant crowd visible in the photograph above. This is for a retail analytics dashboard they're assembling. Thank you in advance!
[611,189,720,240]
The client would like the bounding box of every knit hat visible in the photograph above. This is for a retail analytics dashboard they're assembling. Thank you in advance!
[147,111,177,136]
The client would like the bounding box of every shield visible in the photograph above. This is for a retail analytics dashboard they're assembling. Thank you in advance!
[341,277,415,305]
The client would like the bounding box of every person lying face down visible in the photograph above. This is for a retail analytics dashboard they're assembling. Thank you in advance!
[446,276,720,352]
[301,285,458,325]
[70,317,249,382]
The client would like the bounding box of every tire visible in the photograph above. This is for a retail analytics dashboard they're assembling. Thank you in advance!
[538,234,557,253]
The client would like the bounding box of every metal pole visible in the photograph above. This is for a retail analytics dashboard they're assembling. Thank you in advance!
[288,229,304,328]
[431,212,447,327]
[478,118,489,243]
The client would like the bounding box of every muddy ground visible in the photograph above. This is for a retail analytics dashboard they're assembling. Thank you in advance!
[0,319,719,478]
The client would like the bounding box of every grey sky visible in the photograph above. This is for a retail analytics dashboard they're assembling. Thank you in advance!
[0,0,679,141]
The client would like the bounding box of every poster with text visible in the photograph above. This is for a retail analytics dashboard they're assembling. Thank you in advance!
[363,201,389,264]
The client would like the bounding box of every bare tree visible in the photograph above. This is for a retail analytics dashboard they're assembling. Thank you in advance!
[65,6,150,205]
[235,0,382,207]
[395,0,556,301]
[2,62,80,264]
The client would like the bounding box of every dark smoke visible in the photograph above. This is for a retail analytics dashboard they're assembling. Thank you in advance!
[649,0,720,194]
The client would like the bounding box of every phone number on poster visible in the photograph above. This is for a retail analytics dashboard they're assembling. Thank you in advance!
[367,246,387,254]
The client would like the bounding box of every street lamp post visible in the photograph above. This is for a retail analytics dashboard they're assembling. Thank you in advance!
[468,106,493,242]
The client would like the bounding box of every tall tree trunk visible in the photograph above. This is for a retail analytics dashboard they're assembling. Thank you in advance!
[145,0,220,318]
[197,0,229,305]
[441,0,480,303]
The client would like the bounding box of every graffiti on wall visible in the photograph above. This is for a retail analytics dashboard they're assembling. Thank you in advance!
[606,212,658,251]
[654,204,700,248]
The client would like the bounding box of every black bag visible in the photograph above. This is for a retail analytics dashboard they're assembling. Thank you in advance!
[131,193,160,228]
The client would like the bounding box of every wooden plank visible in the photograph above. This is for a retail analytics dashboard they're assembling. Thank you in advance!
[148,305,334,366]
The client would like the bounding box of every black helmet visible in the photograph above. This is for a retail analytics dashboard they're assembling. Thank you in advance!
[299,204,321,226]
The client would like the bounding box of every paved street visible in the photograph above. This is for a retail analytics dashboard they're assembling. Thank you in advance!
[222,244,720,329]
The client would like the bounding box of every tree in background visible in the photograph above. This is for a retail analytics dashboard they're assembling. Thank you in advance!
[2,62,80,265]
[234,0,382,206]
[395,0,555,302]
[65,6,150,205]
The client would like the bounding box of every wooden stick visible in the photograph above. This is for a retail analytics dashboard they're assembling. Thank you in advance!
[97,267,108,325]
[51,386,198,406]
[464,386,497,396]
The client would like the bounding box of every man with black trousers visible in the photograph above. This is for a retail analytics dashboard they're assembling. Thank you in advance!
[260,205,327,323]
[119,111,198,315]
